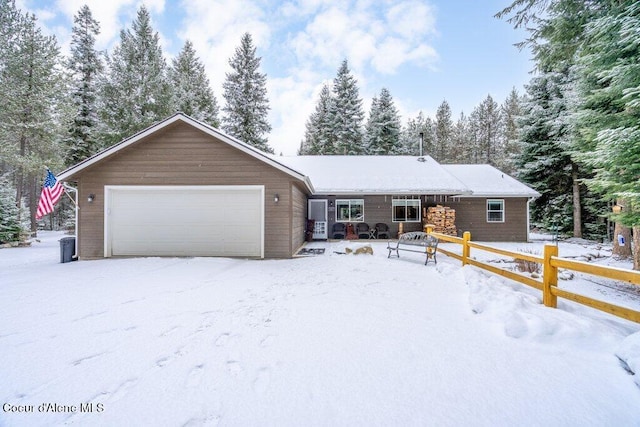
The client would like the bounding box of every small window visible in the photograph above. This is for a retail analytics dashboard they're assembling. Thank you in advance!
[336,199,364,222]
[392,198,421,222]
[487,199,505,223]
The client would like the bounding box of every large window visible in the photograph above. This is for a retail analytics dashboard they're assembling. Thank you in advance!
[487,199,505,223]
[336,199,364,222]
[392,198,421,222]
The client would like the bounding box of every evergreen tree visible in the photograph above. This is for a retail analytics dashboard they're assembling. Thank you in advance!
[300,84,335,154]
[499,87,523,174]
[169,40,220,127]
[100,5,173,147]
[434,100,453,162]
[65,5,103,166]
[365,88,402,154]
[331,60,365,155]
[498,0,611,239]
[466,108,483,164]
[0,6,68,231]
[222,33,273,153]
[516,73,575,234]
[474,95,502,165]
[399,112,434,156]
[450,112,470,164]
[575,1,640,266]
[0,175,22,243]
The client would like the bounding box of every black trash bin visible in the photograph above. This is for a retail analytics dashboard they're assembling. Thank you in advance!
[59,236,76,263]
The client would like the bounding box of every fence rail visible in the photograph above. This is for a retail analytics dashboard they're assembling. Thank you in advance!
[426,227,640,323]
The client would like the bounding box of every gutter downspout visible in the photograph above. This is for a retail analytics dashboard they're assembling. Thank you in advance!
[62,183,79,259]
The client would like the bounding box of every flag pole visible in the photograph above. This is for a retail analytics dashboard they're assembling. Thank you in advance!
[62,186,78,208]
[62,183,79,259]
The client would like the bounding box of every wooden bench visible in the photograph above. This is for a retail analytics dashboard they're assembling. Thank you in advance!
[387,231,438,265]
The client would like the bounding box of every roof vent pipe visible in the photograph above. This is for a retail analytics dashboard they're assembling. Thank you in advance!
[419,132,424,157]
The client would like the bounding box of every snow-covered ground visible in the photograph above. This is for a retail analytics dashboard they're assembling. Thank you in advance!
[1,231,640,426]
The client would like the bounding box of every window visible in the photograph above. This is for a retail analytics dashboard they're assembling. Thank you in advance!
[336,199,364,222]
[392,198,421,222]
[487,199,505,223]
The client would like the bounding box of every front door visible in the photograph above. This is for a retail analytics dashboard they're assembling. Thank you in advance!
[308,199,328,239]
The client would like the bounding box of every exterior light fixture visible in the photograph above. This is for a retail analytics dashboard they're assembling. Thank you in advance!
[274,194,279,203]
[88,194,95,203]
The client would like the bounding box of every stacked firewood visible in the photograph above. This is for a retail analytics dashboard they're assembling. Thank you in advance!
[424,205,457,236]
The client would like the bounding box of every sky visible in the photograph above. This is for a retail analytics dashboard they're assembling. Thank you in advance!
[21,0,534,155]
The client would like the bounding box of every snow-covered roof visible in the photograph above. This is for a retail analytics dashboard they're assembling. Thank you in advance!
[442,165,540,198]
[276,155,471,195]
[56,112,538,199]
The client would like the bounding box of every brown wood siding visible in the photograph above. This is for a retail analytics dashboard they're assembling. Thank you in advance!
[445,197,529,242]
[72,121,303,259]
[311,195,529,242]
[291,183,307,253]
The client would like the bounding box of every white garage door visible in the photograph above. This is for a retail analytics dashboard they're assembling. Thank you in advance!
[105,186,264,257]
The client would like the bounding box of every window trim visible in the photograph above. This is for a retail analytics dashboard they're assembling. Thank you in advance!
[487,199,505,223]
[392,198,421,223]
[335,199,365,222]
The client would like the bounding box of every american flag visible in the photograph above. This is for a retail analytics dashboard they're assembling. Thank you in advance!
[36,170,64,220]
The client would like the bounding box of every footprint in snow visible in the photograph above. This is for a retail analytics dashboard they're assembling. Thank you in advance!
[253,368,271,394]
[260,335,276,347]
[225,360,244,377]
[110,378,138,402]
[215,333,230,347]
[156,356,171,367]
[73,352,107,366]
[182,414,221,427]
[186,364,205,388]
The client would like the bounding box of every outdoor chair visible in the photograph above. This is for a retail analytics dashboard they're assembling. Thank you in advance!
[332,222,346,239]
[375,223,391,239]
[356,222,370,239]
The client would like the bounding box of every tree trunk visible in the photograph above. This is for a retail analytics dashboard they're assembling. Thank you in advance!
[572,163,582,238]
[633,227,640,271]
[29,174,38,233]
[613,221,632,258]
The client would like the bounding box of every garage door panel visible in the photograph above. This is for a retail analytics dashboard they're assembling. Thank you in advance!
[107,186,263,257]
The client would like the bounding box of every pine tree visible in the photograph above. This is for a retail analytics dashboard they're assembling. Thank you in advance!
[0,6,68,231]
[400,112,434,156]
[65,5,102,166]
[222,33,273,153]
[169,40,220,127]
[499,87,523,174]
[498,0,611,239]
[331,60,365,155]
[0,175,22,243]
[301,84,335,154]
[450,112,469,164]
[434,100,453,162]
[473,94,502,165]
[365,88,402,155]
[575,1,640,266]
[100,5,173,147]
[516,73,575,234]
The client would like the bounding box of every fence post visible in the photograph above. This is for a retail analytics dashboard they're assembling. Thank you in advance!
[462,231,471,266]
[543,244,558,308]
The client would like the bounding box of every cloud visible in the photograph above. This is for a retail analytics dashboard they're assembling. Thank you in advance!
[287,0,437,75]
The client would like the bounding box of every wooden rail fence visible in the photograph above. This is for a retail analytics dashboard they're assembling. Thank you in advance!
[425,227,640,323]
